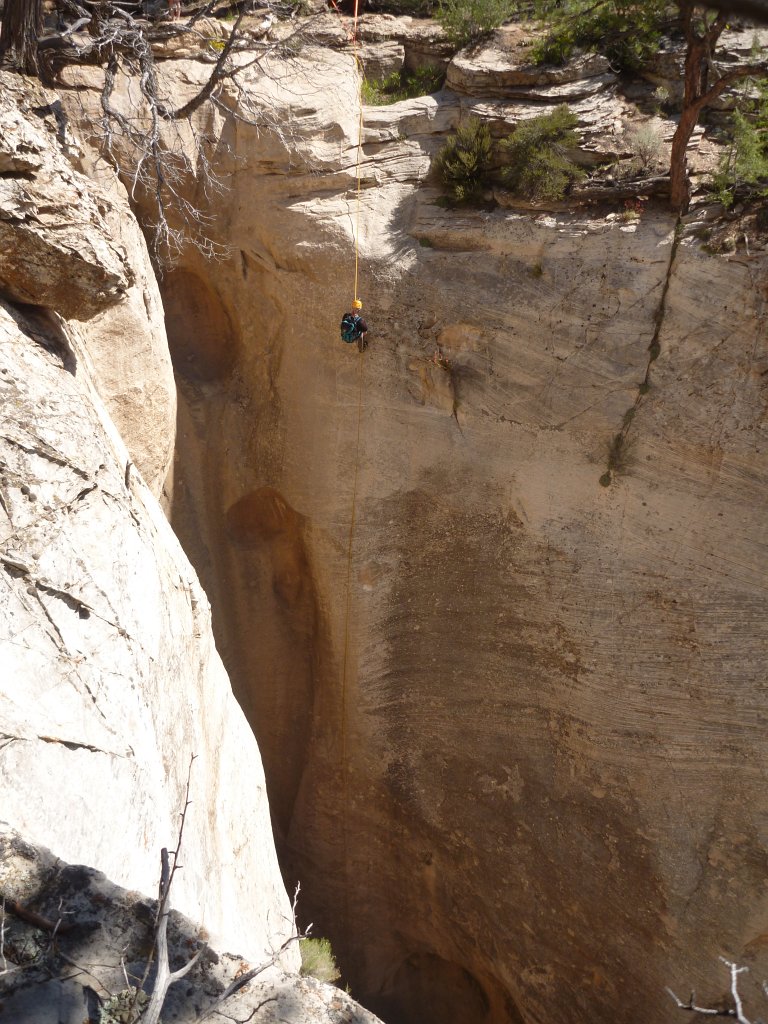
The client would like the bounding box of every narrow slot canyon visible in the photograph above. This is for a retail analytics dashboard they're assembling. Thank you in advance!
[161,260,529,1024]
[3,10,766,1023]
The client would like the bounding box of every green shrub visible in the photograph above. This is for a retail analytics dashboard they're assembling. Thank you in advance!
[530,0,665,72]
[625,123,664,177]
[435,117,493,202]
[501,104,585,200]
[712,104,768,208]
[362,66,445,105]
[299,938,341,984]
[436,0,520,47]
[367,0,438,12]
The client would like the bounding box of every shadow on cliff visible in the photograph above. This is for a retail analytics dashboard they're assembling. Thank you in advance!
[162,260,335,856]
[223,485,328,843]
[0,827,222,1024]
[1,296,77,375]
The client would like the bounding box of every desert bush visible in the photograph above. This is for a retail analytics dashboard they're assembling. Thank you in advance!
[712,101,768,207]
[299,938,341,984]
[626,123,664,176]
[436,0,520,47]
[362,65,445,105]
[530,0,666,72]
[435,116,493,202]
[652,84,675,113]
[501,104,585,200]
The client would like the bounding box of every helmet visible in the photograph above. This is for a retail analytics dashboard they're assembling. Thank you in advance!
[352,299,363,309]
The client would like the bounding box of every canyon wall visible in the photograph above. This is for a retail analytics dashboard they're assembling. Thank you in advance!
[50,19,768,1024]
[0,72,298,971]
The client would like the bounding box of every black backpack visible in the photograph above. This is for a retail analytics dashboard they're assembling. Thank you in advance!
[340,313,362,343]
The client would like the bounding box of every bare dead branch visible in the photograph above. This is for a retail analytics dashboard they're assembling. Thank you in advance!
[722,959,752,1024]
[212,996,277,1023]
[127,755,199,1024]
[667,986,737,1017]
[163,7,247,119]
[56,950,114,998]
[668,958,755,1024]
[0,900,7,975]
[141,844,204,1024]
[4,899,74,935]
[193,884,305,1024]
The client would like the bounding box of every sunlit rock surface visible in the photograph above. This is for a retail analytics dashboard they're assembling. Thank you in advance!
[23,15,768,1024]
[0,74,297,970]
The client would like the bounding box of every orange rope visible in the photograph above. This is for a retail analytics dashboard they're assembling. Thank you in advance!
[339,0,365,939]
[352,0,363,302]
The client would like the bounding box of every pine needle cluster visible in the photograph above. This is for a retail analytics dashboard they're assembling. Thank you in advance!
[501,105,585,200]
[434,117,493,203]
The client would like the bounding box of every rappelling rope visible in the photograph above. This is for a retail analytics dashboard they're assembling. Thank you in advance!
[353,74,364,302]
[338,0,365,928]
[339,350,364,759]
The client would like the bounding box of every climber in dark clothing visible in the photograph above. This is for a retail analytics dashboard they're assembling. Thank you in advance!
[340,299,368,352]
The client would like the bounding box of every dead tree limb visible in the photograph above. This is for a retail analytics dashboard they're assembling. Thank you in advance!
[4,899,74,935]
[141,847,203,1024]
[193,884,306,1024]
[668,958,755,1024]
[128,754,201,1024]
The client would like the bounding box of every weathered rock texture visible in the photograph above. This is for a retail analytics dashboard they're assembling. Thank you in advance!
[38,15,768,1024]
[0,76,297,972]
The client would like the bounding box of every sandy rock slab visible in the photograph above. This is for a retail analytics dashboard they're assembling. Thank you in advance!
[0,296,294,965]
[0,72,131,320]
[0,825,383,1024]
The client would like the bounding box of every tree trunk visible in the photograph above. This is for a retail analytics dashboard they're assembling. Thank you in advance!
[669,104,702,212]
[668,3,729,212]
[0,0,44,74]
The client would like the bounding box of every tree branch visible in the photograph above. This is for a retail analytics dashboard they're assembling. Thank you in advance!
[689,62,768,119]
[193,885,305,1023]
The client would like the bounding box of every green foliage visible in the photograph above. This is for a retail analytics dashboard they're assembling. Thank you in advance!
[362,65,445,105]
[367,0,438,12]
[712,97,768,208]
[299,938,341,984]
[530,0,668,72]
[99,988,147,1024]
[435,116,493,202]
[436,0,520,47]
[501,104,585,200]
[625,122,664,176]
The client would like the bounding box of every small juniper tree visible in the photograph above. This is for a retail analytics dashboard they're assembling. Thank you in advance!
[530,0,667,71]
[713,99,768,205]
[529,1,768,212]
[436,0,521,47]
[501,104,585,201]
[435,117,493,202]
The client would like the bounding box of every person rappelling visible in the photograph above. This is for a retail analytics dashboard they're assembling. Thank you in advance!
[340,299,368,353]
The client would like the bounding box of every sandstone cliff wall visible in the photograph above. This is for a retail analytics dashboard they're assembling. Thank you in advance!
[42,20,768,1024]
